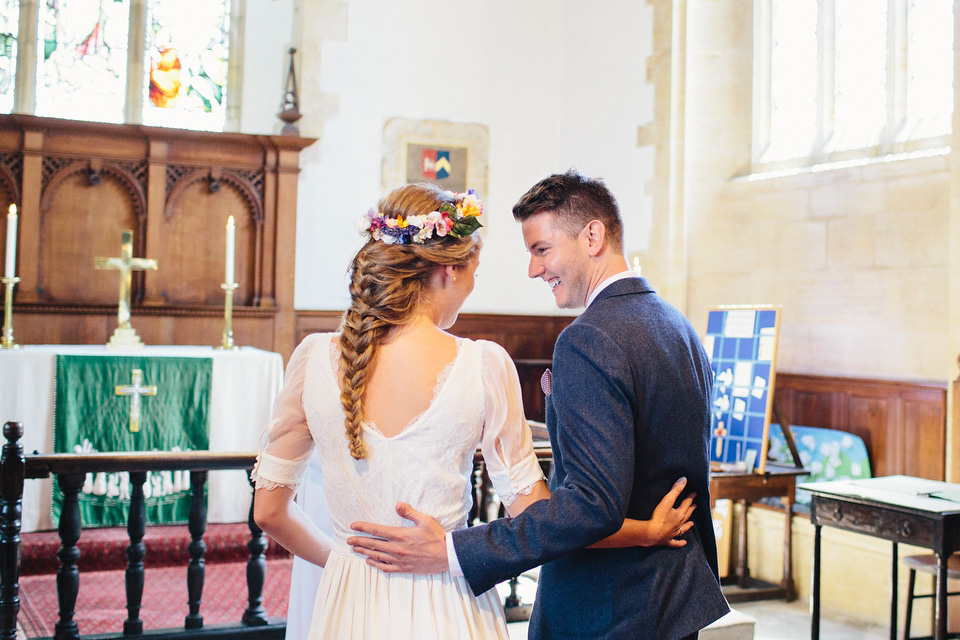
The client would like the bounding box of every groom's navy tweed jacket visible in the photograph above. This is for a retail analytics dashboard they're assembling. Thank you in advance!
[452,277,729,639]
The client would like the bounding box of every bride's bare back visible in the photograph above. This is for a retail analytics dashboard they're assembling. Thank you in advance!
[359,320,458,438]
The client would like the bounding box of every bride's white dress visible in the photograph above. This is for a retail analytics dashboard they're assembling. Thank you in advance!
[253,333,545,640]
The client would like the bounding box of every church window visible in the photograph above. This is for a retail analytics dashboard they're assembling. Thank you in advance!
[142,0,229,131]
[0,0,16,115]
[754,0,953,167]
[3,0,234,132]
[35,0,130,124]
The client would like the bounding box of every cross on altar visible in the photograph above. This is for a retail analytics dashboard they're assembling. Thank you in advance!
[95,230,157,349]
[114,368,157,433]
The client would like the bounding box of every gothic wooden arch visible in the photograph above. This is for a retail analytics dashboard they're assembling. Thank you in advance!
[40,159,147,222]
[164,167,264,226]
[0,161,20,207]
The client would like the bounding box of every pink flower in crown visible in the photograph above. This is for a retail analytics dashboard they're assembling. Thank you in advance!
[436,212,453,236]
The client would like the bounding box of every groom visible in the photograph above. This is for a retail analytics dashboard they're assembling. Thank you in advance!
[349,170,729,639]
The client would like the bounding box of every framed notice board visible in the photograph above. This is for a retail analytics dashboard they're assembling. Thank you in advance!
[703,306,781,473]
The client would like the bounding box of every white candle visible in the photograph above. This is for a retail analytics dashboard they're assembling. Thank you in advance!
[225,215,235,284]
[5,204,17,279]
[632,255,642,277]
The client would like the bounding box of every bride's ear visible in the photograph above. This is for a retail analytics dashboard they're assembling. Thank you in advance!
[440,265,459,287]
[429,264,459,290]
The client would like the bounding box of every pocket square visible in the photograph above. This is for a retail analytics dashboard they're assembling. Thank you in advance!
[540,368,553,396]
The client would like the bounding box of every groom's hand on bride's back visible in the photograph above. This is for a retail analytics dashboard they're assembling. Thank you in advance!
[348,502,448,574]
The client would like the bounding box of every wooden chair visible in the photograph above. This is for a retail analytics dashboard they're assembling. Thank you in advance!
[902,553,960,640]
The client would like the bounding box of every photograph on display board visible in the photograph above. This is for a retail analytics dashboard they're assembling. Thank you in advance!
[702,306,780,473]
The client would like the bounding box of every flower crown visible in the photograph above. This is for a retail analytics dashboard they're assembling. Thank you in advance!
[358,189,484,245]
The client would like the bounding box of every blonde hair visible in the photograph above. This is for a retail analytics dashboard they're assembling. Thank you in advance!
[339,183,480,459]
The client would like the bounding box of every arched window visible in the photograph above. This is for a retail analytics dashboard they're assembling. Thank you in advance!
[2,0,236,132]
[754,0,953,168]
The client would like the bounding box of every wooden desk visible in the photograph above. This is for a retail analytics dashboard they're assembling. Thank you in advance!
[804,476,960,640]
[710,464,807,602]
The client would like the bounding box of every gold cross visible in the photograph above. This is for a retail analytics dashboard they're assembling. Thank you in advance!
[95,230,158,329]
[114,368,157,433]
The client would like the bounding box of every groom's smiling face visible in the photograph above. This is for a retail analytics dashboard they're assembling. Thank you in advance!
[521,211,591,309]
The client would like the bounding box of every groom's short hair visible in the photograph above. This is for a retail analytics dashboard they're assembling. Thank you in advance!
[512,169,624,252]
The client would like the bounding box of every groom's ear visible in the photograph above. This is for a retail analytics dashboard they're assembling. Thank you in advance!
[581,220,607,257]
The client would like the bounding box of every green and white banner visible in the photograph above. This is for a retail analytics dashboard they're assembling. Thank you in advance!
[53,355,212,527]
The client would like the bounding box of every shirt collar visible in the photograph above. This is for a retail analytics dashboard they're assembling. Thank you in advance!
[586,270,641,308]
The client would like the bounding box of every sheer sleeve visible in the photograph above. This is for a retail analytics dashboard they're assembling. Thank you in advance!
[477,340,546,506]
[251,334,322,492]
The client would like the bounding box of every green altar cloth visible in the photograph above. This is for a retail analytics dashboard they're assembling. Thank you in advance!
[53,355,212,527]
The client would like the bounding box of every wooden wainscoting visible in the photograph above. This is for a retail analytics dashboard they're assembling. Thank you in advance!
[294,311,574,422]
[774,373,948,480]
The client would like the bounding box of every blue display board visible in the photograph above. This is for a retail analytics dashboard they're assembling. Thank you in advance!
[703,307,780,472]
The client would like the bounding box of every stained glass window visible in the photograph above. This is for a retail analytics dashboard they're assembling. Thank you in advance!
[34,0,129,123]
[142,0,229,131]
[0,0,17,114]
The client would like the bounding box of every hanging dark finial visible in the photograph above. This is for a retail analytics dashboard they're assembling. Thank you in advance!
[278,47,303,135]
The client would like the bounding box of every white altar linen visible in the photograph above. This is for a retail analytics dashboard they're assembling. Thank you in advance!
[0,345,284,532]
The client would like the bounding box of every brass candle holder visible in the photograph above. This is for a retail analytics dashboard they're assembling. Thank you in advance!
[216,282,240,350]
[1,276,19,349]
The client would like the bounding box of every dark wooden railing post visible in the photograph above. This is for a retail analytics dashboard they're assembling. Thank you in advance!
[54,472,85,640]
[123,471,147,635]
[470,461,485,526]
[0,422,25,640]
[184,470,207,630]
[242,474,268,626]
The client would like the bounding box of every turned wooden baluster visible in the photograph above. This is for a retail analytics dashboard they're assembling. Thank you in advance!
[470,461,485,526]
[0,422,24,640]
[54,472,85,640]
[124,471,147,635]
[184,470,207,629]
[242,473,268,626]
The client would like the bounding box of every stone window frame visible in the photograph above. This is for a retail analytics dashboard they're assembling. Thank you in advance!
[752,0,952,172]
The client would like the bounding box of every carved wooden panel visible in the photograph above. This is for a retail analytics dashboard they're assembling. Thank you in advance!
[0,114,315,361]
[39,166,140,304]
[775,373,947,480]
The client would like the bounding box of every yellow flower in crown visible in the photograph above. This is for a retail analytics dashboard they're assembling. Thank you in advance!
[458,191,483,218]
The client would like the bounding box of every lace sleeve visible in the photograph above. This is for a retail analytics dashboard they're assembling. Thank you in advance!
[477,340,546,506]
[251,334,322,492]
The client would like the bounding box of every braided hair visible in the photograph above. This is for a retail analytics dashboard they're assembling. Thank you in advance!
[338,183,480,459]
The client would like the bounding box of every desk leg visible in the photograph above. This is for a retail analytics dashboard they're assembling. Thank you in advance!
[782,494,796,601]
[890,542,897,640]
[811,524,821,640]
[935,551,948,640]
[738,499,750,588]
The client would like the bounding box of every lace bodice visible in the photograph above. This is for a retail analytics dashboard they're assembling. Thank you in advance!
[252,333,545,554]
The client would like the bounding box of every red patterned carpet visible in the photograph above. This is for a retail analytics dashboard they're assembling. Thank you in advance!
[17,524,293,637]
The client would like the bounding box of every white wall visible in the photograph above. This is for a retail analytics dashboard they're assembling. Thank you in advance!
[240,0,656,314]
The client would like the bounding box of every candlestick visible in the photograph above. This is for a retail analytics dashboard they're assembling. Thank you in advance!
[5,204,17,279]
[1,275,19,349]
[225,215,235,285]
[216,282,240,350]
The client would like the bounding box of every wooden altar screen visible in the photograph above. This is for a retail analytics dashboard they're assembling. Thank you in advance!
[0,115,315,362]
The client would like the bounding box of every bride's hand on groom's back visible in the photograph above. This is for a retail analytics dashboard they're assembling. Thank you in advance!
[348,502,448,574]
